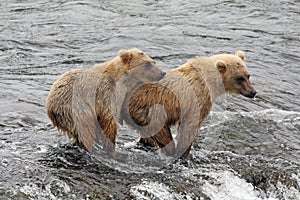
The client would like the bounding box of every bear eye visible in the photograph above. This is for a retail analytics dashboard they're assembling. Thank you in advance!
[236,76,245,83]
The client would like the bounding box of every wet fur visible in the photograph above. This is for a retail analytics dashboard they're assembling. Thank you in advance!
[46,48,165,156]
[123,51,256,159]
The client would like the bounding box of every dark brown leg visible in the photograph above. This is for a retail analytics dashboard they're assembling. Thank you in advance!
[98,115,117,155]
[139,125,175,155]
[153,126,175,156]
[139,137,157,148]
[179,145,192,159]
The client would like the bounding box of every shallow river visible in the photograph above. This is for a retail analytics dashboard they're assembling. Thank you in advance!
[0,0,300,199]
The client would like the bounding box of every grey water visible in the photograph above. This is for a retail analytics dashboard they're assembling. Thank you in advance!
[0,0,300,199]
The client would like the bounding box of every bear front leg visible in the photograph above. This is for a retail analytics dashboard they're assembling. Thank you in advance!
[175,113,200,159]
[75,114,100,153]
[98,114,118,157]
[178,145,192,160]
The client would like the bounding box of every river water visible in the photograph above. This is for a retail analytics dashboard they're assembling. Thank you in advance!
[0,0,300,199]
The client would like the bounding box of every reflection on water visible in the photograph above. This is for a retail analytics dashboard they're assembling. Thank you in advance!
[0,0,300,199]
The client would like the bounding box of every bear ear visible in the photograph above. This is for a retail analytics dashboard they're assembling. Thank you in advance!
[235,50,245,61]
[119,50,133,65]
[216,60,227,74]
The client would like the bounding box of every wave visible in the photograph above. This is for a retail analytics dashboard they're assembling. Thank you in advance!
[201,170,300,200]
[205,108,300,129]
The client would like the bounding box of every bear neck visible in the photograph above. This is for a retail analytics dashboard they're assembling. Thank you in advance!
[111,71,143,124]
[93,57,128,82]
[190,58,226,102]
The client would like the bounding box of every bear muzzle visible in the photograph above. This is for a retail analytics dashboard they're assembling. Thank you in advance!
[243,90,257,98]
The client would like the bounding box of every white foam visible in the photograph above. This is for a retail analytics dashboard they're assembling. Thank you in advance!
[243,109,300,123]
[19,184,41,198]
[130,170,300,200]
[36,144,48,153]
[123,140,139,149]
[130,180,193,200]
[202,170,276,200]
[292,173,300,188]
[17,179,72,200]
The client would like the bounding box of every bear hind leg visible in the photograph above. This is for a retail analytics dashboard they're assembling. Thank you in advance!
[139,125,175,156]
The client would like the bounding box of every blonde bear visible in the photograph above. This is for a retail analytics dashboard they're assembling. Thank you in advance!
[46,48,165,158]
[122,51,256,159]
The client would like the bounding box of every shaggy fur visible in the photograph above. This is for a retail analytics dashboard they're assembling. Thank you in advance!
[122,51,256,159]
[46,48,165,157]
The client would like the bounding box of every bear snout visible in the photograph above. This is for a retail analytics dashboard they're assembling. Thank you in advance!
[245,90,257,98]
[249,90,257,98]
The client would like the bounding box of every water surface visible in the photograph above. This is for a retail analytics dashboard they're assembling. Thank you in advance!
[0,0,300,199]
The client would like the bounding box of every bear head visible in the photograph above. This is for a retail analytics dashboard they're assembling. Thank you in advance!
[118,48,165,83]
[212,51,257,98]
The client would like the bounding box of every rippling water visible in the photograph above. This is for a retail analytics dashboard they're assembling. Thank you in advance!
[0,0,300,199]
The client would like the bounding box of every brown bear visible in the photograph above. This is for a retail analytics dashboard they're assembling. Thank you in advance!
[121,51,256,159]
[46,48,165,158]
